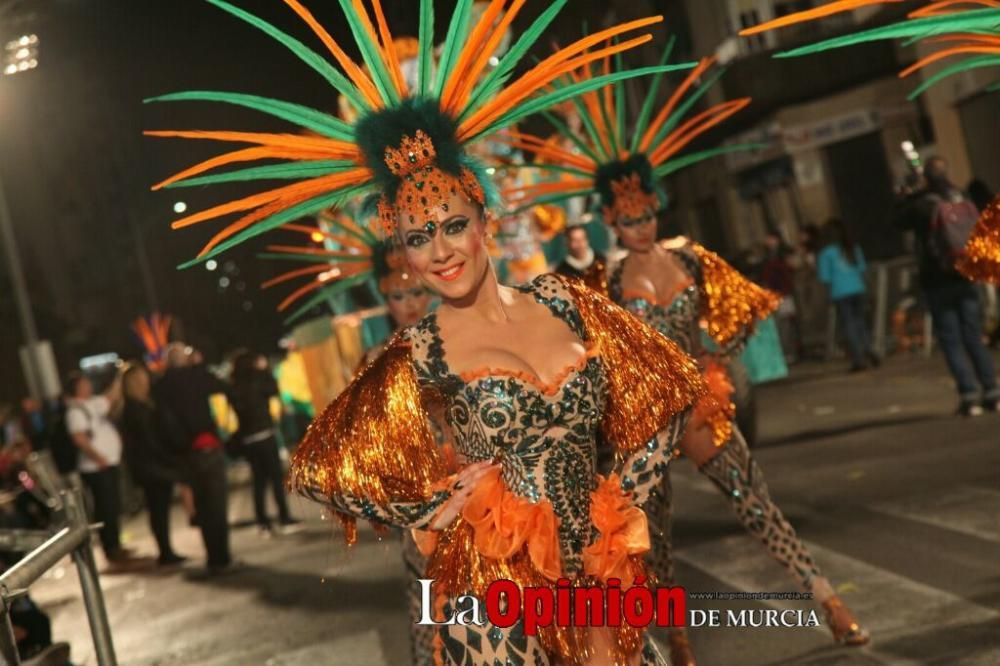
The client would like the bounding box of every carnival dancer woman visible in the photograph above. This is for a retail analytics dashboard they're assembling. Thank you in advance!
[148,1,706,663]
[505,49,870,664]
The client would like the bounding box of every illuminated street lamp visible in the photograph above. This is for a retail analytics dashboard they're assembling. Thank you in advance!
[2,34,39,77]
[0,30,58,398]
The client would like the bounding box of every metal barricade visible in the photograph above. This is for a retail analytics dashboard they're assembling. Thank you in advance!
[0,452,117,666]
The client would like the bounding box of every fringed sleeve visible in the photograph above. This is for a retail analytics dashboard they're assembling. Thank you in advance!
[690,242,782,356]
[564,278,705,505]
[957,195,1000,285]
[288,335,451,536]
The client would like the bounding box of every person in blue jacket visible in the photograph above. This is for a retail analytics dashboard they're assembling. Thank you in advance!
[818,219,880,372]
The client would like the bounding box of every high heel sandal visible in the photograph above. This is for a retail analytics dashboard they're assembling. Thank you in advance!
[822,596,870,646]
[667,628,697,666]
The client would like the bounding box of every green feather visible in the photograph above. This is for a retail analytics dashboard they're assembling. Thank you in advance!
[177,185,369,268]
[257,252,374,265]
[164,160,356,189]
[776,8,1000,58]
[462,0,568,120]
[614,47,627,151]
[202,0,368,112]
[502,162,595,180]
[433,0,474,99]
[644,67,727,156]
[630,36,676,153]
[566,84,614,162]
[653,143,765,178]
[988,81,1000,93]
[596,64,620,157]
[284,273,373,325]
[472,65,695,141]
[418,0,434,96]
[336,0,397,105]
[541,110,603,164]
[325,210,379,245]
[908,54,1000,99]
[145,91,353,140]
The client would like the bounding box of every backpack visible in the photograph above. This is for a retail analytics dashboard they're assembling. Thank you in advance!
[50,402,89,474]
[927,192,978,274]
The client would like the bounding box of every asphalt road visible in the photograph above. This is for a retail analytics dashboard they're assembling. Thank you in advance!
[32,354,1000,665]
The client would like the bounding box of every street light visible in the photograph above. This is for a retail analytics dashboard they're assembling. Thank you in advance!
[0,31,59,398]
[2,34,38,77]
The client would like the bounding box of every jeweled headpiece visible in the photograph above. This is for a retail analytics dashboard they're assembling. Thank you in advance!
[595,154,660,223]
[501,43,753,225]
[146,0,671,267]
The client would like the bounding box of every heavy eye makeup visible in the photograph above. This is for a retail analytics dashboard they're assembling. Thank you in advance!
[403,216,469,247]
[404,231,431,248]
[443,217,469,235]
[621,214,655,229]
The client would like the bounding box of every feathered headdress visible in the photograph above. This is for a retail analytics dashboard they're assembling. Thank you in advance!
[131,313,172,373]
[258,208,420,322]
[146,0,677,266]
[740,1,1000,99]
[501,39,754,224]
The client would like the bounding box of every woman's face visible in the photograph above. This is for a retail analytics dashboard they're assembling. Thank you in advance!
[382,273,431,328]
[397,193,490,302]
[613,208,657,252]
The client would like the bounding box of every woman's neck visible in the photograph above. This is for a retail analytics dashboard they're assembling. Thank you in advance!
[439,262,512,325]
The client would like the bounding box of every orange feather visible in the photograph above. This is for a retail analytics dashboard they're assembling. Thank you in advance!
[649,98,751,166]
[283,0,383,108]
[910,0,999,18]
[638,57,714,154]
[442,0,511,114]
[353,0,406,99]
[459,29,658,141]
[262,263,334,290]
[739,0,900,36]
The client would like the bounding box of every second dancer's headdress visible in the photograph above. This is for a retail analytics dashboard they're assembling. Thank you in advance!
[258,209,416,322]
[146,0,675,266]
[502,40,753,225]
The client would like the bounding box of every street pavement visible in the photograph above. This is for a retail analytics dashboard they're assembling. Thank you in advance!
[31,353,1000,665]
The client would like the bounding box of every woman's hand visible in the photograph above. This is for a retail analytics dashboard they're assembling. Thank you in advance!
[430,460,499,531]
[678,424,717,467]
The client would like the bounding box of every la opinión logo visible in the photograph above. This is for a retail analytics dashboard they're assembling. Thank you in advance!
[417,577,686,636]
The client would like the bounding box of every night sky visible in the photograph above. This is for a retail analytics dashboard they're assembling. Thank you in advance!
[0,0,684,400]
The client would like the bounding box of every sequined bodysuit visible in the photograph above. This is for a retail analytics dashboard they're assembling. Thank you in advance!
[608,240,823,600]
[298,274,700,665]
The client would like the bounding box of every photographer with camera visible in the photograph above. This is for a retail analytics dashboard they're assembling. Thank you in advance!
[895,156,999,416]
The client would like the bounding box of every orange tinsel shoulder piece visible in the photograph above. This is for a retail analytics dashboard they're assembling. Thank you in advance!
[957,194,1000,285]
[690,242,781,347]
[288,333,445,506]
[562,276,705,458]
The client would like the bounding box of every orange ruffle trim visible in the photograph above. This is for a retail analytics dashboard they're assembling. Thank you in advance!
[583,473,651,583]
[424,468,651,665]
[690,360,735,447]
[457,341,602,397]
